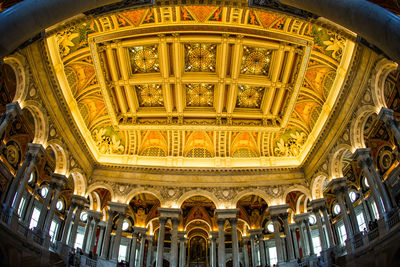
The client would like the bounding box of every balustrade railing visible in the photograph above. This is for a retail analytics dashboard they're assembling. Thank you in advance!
[387,209,400,230]
[367,228,379,242]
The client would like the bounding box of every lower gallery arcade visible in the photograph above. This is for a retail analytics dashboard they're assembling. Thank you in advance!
[0,0,400,267]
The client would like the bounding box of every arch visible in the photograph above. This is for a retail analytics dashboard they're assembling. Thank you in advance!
[123,187,163,206]
[328,144,353,179]
[233,189,271,207]
[46,139,69,175]
[310,172,329,199]
[281,185,312,204]
[70,169,87,197]
[371,58,399,108]
[185,218,212,232]
[23,100,49,145]
[86,182,114,201]
[176,190,219,208]
[350,105,377,150]
[3,54,29,105]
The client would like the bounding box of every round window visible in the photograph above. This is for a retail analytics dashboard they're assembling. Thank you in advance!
[28,172,35,183]
[349,191,357,202]
[267,222,274,233]
[122,220,129,231]
[56,200,64,211]
[309,215,316,225]
[364,177,369,188]
[40,186,48,198]
[80,212,88,222]
[333,204,341,215]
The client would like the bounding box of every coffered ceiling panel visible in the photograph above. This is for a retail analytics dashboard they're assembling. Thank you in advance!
[47,5,355,168]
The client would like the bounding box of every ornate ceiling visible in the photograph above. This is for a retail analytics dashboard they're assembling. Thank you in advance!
[47,5,355,168]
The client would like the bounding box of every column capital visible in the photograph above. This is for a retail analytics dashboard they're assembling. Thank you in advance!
[108,202,128,214]
[294,212,310,224]
[133,226,147,234]
[210,231,219,240]
[27,143,45,160]
[178,231,186,240]
[327,177,348,195]
[228,217,238,225]
[309,198,327,212]
[50,173,68,190]
[248,228,263,237]
[158,216,168,225]
[158,207,181,219]
[71,194,89,207]
[215,208,238,219]
[5,102,22,117]
[353,148,373,166]
[377,107,394,124]
[87,210,103,220]
[268,204,289,217]
[146,234,154,242]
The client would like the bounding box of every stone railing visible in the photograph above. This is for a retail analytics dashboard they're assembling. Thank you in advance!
[387,209,400,230]
[367,228,379,242]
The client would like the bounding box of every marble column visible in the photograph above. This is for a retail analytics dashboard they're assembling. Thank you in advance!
[304,219,314,255]
[229,218,240,267]
[96,222,106,255]
[290,224,300,259]
[146,235,154,267]
[138,232,147,267]
[272,216,284,262]
[112,213,127,261]
[101,210,116,258]
[264,240,270,266]
[257,232,267,267]
[242,236,249,267]
[281,212,295,261]
[315,210,327,250]
[60,202,76,244]
[0,102,21,140]
[294,214,308,257]
[3,148,31,210]
[249,233,256,267]
[329,178,354,240]
[210,231,218,267]
[178,231,186,267]
[170,218,179,267]
[344,187,360,235]
[68,205,84,247]
[10,143,44,215]
[321,207,335,247]
[155,216,167,267]
[355,149,385,216]
[36,183,54,232]
[43,175,67,237]
[217,218,226,267]
[89,218,101,253]
[378,107,400,146]
[129,231,138,267]
[82,215,93,252]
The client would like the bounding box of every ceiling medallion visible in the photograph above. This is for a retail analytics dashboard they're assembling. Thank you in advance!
[186,84,214,107]
[237,85,265,108]
[185,43,216,72]
[136,84,164,107]
[129,45,159,73]
[241,46,271,75]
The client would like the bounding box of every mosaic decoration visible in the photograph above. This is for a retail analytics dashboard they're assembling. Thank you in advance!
[274,129,307,157]
[236,85,265,108]
[186,84,214,107]
[185,44,216,72]
[311,26,346,61]
[241,46,272,75]
[92,126,125,154]
[136,84,163,107]
[129,45,160,74]
[187,6,216,22]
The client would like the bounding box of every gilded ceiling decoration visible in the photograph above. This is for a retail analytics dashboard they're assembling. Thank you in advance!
[47,5,354,167]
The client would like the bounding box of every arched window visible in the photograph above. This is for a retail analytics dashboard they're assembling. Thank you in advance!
[186,147,212,158]
[141,147,166,157]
